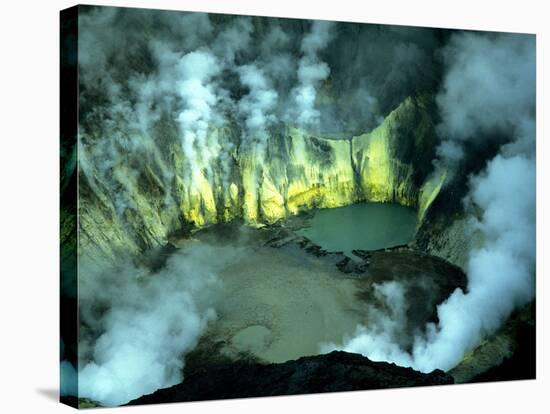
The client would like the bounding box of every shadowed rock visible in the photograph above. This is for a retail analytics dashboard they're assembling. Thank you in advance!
[126,351,453,405]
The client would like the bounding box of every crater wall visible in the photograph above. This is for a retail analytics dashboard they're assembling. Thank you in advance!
[77,96,444,260]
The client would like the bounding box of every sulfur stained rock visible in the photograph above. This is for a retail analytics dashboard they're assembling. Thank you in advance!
[78,96,443,260]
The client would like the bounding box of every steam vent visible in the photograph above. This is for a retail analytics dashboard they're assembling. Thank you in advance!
[60,5,536,408]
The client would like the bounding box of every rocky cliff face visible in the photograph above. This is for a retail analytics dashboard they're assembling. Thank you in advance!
[78,96,444,260]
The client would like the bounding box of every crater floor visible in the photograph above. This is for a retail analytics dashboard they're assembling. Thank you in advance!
[200,238,367,363]
[181,209,466,371]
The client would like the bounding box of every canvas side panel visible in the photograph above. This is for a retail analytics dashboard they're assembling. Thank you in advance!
[60,5,79,409]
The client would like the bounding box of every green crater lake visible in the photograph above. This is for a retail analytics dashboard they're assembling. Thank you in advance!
[298,202,417,257]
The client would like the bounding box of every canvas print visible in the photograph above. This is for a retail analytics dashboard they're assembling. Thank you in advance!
[60,5,536,408]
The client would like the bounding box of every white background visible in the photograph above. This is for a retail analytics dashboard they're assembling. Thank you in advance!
[0,0,547,412]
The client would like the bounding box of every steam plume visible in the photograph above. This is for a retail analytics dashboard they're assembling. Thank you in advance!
[177,50,221,182]
[436,33,535,164]
[76,242,245,406]
[287,21,335,129]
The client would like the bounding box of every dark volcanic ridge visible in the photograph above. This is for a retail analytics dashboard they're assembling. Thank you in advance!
[127,351,453,405]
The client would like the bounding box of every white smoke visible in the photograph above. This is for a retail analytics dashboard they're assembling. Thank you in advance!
[321,282,415,365]
[436,33,535,163]
[77,242,246,406]
[287,21,335,129]
[408,154,535,371]
[212,17,253,64]
[173,17,254,186]
[176,50,221,181]
[325,32,536,373]
[238,64,278,150]
[78,11,254,205]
